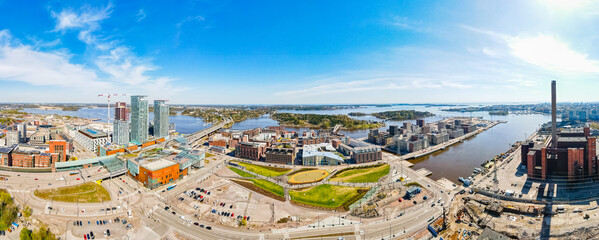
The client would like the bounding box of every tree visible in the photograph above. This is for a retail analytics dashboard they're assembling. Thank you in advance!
[22,205,31,218]
[20,227,32,240]
[31,225,57,240]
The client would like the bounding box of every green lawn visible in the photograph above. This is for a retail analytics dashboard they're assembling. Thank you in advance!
[205,152,215,158]
[228,167,256,178]
[251,179,284,197]
[236,161,291,177]
[289,184,368,209]
[34,182,111,203]
[329,164,390,183]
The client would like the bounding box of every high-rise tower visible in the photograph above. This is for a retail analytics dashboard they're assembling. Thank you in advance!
[113,102,130,145]
[130,95,149,143]
[153,100,169,138]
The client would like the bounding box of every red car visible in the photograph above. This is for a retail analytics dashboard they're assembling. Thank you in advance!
[398,198,402,202]
[77,178,80,180]
[34,178,38,180]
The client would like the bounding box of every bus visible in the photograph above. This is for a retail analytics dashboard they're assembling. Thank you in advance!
[166,184,177,191]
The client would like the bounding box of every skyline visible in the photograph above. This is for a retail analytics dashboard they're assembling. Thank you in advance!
[1,1,599,104]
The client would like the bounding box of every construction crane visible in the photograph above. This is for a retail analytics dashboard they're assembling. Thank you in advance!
[98,94,127,124]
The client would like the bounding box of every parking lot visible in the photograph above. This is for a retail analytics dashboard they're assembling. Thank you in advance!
[70,216,132,239]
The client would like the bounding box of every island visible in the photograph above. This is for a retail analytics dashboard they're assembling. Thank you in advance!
[181,108,273,124]
[371,110,434,121]
[271,113,384,130]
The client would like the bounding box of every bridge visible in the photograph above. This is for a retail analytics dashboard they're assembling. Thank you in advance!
[185,118,232,144]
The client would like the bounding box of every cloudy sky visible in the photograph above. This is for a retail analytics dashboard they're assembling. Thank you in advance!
[0,0,598,104]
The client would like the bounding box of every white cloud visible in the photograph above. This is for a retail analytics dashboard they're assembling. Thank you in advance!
[137,9,146,22]
[52,4,112,32]
[507,35,599,73]
[48,4,184,100]
[274,77,471,97]
[0,30,107,88]
[464,26,599,73]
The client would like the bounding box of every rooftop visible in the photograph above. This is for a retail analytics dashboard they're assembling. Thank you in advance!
[142,158,177,171]
[79,129,108,139]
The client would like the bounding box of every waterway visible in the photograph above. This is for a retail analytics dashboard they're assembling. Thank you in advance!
[24,104,551,182]
[230,105,551,182]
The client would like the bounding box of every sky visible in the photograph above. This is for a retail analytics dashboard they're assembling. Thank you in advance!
[1,0,599,104]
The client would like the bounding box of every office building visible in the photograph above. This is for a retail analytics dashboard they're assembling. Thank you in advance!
[131,95,149,143]
[302,143,345,166]
[153,100,169,138]
[389,125,399,136]
[416,119,425,127]
[127,158,186,189]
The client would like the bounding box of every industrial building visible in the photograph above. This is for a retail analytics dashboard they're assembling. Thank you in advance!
[524,81,599,181]
[127,150,204,189]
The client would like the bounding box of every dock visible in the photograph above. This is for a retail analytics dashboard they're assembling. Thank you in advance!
[415,168,432,177]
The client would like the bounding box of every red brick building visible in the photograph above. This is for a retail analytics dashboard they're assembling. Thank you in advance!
[235,142,266,161]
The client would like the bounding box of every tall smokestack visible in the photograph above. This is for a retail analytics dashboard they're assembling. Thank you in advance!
[551,80,557,150]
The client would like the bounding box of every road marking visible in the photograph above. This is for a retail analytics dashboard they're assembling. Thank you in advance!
[284,231,289,239]
[259,233,265,240]
[355,224,361,240]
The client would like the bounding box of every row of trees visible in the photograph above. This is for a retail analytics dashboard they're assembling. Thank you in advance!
[181,108,273,123]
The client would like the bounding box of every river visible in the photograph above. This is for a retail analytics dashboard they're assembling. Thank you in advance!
[24,104,551,182]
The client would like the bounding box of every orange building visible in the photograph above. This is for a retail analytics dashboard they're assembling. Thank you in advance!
[48,140,67,162]
[127,158,186,189]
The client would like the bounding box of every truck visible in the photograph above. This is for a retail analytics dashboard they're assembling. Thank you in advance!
[166,184,177,191]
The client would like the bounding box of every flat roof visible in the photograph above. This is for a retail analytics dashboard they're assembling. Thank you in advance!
[558,137,587,142]
[55,155,119,168]
[142,158,177,171]
[80,129,108,139]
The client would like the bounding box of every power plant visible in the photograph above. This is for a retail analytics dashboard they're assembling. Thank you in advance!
[522,81,598,181]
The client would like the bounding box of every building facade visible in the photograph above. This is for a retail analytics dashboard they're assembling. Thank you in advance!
[113,120,130,146]
[235,142,266,161]
[265,147,295,165]
[114,102,129,121]
[153,100,169,138]
[130,95,149,143]
[74,129,110,153]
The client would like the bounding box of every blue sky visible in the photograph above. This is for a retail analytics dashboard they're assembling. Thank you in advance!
[1,0,599,104]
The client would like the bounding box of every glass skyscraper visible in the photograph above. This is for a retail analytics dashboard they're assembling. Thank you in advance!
[130,95,148,143]
[153,100,169,138]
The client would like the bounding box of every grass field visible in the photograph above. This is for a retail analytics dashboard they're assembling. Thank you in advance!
[288,169,329,184]
[329,164,390,183]
[205,152,215,158]
[290,184,368,209]
[228,167,256,178]
[34,182,111,203]
[236,161,291,177]
[250,179,284,197]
